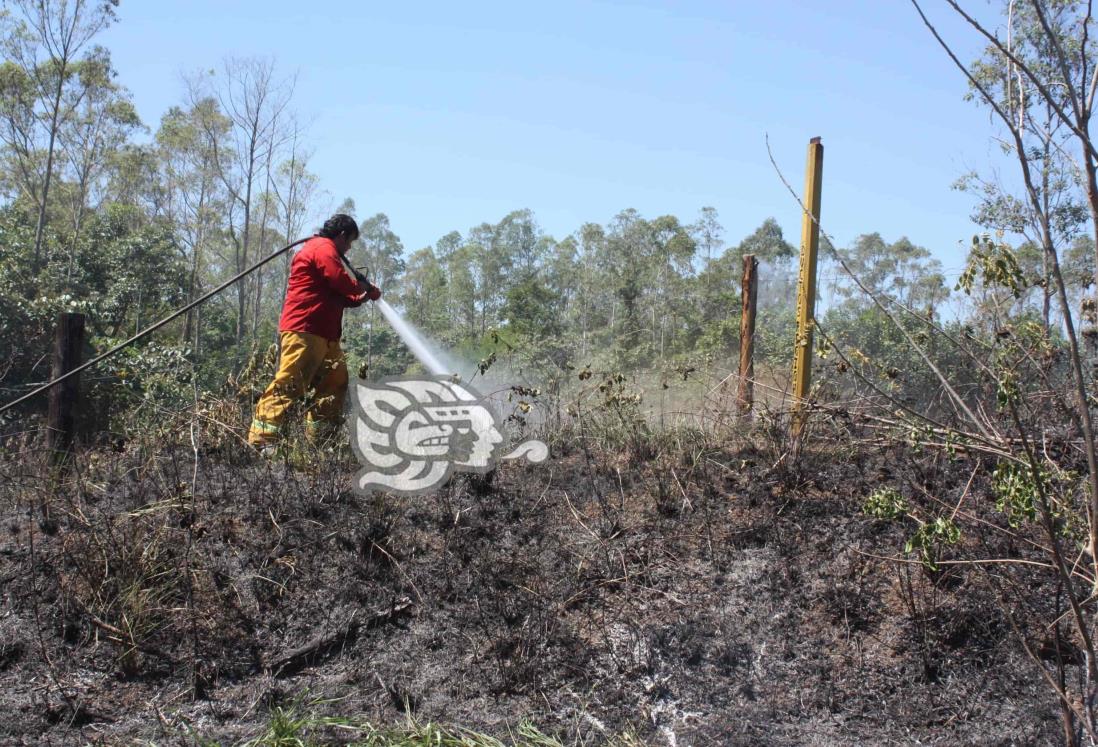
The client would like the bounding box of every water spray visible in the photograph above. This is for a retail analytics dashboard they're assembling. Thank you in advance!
[374,299,451,377]
[367,299,547,465]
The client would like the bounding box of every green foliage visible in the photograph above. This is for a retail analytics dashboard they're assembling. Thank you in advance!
[693,316,740,356]
[991,461,1054,528]
[863,487,908,520]
[343,321,416,379]
[995,372,1020,409]
[502,276,562,339]
[820,304,969,406]
[92,341,193,432]
[227,695,645,747]
[1063,234,1096,291]
[0,203,191,429]
[957,235,1027,299]
[904,517,961,571]
[754,302,798,365]
[830,233,949,313]
[694,213,799,365]
[358,212,407,291]
[400,246,448,334]
[737,216,796,261]
[562,369,654,459]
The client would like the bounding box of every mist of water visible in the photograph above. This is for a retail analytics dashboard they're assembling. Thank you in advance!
[369,299,548,462]
[375,299,454,377]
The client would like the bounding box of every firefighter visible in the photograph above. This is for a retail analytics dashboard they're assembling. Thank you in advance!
[248,214,381,449]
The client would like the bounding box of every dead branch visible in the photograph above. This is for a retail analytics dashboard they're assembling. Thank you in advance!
[263,597,413,678]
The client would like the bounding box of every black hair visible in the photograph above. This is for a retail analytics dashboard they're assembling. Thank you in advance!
[318,214,360,240]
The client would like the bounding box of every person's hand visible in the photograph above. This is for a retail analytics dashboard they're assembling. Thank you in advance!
[365,282,382,301]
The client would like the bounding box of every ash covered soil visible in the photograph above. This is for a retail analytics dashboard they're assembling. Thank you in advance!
[0,435,1061,745]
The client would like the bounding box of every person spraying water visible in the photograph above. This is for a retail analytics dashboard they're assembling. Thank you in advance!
[248,214,382,449]
[247,211,547,474]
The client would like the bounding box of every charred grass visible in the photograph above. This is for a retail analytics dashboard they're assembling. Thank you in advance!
[0,407,1068,745]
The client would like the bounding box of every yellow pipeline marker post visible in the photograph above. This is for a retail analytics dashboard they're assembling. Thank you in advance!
[791,137,824,440]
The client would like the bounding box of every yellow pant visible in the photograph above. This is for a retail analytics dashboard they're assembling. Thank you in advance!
[248,331,349,446]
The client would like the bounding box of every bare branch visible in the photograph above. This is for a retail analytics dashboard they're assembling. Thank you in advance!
[937,0,1098,160]
[1029,0,1084,119]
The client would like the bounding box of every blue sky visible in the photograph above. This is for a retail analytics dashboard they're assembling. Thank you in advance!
[100,1,1002,279]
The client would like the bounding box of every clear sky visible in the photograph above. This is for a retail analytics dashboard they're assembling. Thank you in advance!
[99,1,1004,279]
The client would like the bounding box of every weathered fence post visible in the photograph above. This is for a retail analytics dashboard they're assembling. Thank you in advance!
[47,312,85,464]
[737,254,759,414]
[791,137,824,441]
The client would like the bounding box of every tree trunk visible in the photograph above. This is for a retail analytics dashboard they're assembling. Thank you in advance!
[33,68,68,269]
[1080,143,1098,585]
[251,154,275,342]
[1041,143,1052,334]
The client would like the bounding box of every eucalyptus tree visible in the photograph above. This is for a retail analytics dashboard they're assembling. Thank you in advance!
[599,210,648,364]
[647,214,697,360]
[692,207,724,272]
[155,98,230,351]
[1064,233,1096,299]
[249,180,279,341]
[495,209,541,284]
[692,217,796,357]
[271,121,317,272]
[0,57,42,216]
[55,45,140,238]
[188,57,294,345]
[949,1,1089,332]
[739,218,798,335]
[107,143,164,217]
[435,229,462,322]
[445,240,481,341]
[400,246,448,336]
[543,234,578,318]
[0,0,118,267]
[358,212,406,294]
[572,222,606,360]
[830,233,949,315]
[693,245,741,355]
[737,216,796,264]
[466,221,504,335]
[592,210,698,364]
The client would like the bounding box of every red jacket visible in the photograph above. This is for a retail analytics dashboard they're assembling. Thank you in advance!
[279,236,363,341]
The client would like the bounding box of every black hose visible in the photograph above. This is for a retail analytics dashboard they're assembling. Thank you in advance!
[337,250,371,286]
[0,235,312,417]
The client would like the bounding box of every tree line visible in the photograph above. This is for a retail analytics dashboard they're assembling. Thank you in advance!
[0,0,1095,430]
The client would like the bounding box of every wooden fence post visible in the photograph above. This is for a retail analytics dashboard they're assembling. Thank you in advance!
[737,254,759,414]
[791,137,824,440]
[47,312,85,464]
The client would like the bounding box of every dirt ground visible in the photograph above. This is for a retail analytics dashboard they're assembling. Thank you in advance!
[0,428,1065,745]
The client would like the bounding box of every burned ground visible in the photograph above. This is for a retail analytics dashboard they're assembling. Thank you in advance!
[0,423,1066,745]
